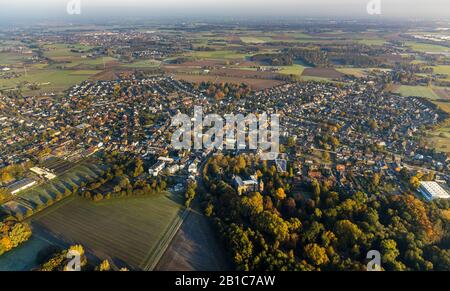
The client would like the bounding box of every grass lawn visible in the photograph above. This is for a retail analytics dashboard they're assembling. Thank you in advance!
[395,85,440,99]
[30,192,185,270]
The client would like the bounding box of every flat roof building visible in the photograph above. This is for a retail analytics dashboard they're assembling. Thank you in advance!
[419,181,450,201]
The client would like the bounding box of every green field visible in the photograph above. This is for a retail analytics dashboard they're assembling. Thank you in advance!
[188,50,251,60]
[240,37,271,44]
[279,64,308,76]
[122,59,161,68]
[405,41,450,53]
[395,85,440,99]
[427,101,450,153]
[0,52,28,66]
[0,67,101,92]
[30,193,185,270]
[432,65,450,81]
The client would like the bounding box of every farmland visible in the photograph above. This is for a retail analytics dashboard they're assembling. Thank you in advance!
[156,209,231,271]
[279,64,308,76]
[405,41,450,54]
[427,101,450,153]
[188,50,251,60]
[0,42,121,94]
[395,85,440,100]
[432,65,450,81]
[30,192,185,270]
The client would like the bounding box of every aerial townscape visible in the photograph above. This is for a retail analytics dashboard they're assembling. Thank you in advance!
[0,0,449,274]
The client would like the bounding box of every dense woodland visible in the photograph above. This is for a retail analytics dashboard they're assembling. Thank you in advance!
[201,154,450,271]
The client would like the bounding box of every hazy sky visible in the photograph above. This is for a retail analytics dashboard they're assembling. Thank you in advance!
[0,0,449,20]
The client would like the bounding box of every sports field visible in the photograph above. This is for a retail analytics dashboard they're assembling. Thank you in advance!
[30,193,185,270]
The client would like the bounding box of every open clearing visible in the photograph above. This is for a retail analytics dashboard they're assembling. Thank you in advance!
[30,193,185,270]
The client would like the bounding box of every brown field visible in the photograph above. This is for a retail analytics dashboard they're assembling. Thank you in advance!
[89,69,120,81]
[156,209,232,271]
[384,84,401,93]
[302,68,345,79]
[173,74,283,90]
[433,87,450,100]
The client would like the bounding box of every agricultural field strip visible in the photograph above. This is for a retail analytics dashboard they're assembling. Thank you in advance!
[141,207,189,271]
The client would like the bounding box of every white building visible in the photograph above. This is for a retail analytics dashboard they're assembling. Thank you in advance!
[149,161,166,177]
[30,167,56,180]
[419,181,450,201]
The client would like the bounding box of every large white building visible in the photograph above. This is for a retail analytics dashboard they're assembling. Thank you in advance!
[419,181,450,201]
